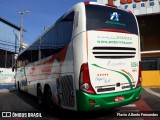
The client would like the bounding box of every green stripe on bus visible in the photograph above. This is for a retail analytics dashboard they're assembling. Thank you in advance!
[76,86,142,111]
[92,64,133,89]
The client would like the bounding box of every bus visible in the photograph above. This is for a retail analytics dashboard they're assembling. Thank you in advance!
[0,49,16,89]
[14,2,142,111]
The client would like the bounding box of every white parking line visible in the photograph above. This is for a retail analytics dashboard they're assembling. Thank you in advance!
[122,104,136,107]
[144,88,160,98]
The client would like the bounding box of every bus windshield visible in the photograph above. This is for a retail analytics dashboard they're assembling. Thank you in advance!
[85,5,138,35]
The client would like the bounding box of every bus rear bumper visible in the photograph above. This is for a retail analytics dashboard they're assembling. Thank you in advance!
[76,86,142,111]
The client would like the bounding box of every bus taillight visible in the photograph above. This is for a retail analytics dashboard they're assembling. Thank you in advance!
[136,61,142,88]
[79,63,96,94]
[84,1,90,5]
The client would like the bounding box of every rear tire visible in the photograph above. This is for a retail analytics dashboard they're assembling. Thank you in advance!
[44,88,53,110]
[37,86,44,106]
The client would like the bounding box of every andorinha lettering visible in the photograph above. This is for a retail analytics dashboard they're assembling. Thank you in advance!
[97,40,133,44]
[97,36,117,39]
[105,21,126,27]
[108,40,132,44]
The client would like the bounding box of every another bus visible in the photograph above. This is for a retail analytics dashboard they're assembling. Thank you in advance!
[15,2,142,111]
[0,49,16,89]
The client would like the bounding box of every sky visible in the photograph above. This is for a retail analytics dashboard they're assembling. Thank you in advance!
[0,0,96,45]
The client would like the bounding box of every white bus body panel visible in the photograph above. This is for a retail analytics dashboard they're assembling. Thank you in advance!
[87,31,139,94]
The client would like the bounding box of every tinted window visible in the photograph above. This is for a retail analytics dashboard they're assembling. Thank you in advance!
[142,58,160,71]
[18,12,74,64]
[40,11,74,58]
[85,5,138,35]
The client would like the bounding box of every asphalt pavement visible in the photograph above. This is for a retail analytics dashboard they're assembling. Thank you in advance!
[0,87,159,120]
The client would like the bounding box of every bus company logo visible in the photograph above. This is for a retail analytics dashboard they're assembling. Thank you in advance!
[110,12,120,22]
[106,12,126,27]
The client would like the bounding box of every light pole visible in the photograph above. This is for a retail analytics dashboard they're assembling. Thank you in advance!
[18,10,31,52]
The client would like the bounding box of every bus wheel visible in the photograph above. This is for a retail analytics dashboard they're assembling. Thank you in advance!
[37,86,43,106]
[45,88,53,109]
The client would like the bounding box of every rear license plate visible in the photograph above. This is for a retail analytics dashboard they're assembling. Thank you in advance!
[114,96,124,102]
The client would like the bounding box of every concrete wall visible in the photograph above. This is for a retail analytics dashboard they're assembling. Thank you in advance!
[142,70,160,88]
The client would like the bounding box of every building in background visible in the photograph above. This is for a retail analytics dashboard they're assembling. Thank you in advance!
[0,17,20,89]
[97,0,160,87]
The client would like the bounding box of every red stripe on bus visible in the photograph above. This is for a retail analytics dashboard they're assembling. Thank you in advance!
[96,29,131,34]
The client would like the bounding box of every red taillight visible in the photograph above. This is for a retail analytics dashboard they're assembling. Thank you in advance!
[84,1,90,5]
[79,63,96,94]
[136,61,142,88]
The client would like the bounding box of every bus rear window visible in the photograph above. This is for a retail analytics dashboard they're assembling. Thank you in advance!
[85,5,138,35]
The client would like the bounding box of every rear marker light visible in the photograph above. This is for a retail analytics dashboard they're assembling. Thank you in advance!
[136,61,142,88]
[90,105,95,108]
[89,99,95,103]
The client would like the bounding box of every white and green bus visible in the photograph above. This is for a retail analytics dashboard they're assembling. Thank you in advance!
[15,2,142,111]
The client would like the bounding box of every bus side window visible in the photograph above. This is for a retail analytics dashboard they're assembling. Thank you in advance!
[17,50,31,67]
[38,11,74,60]
[57,11,74,48]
